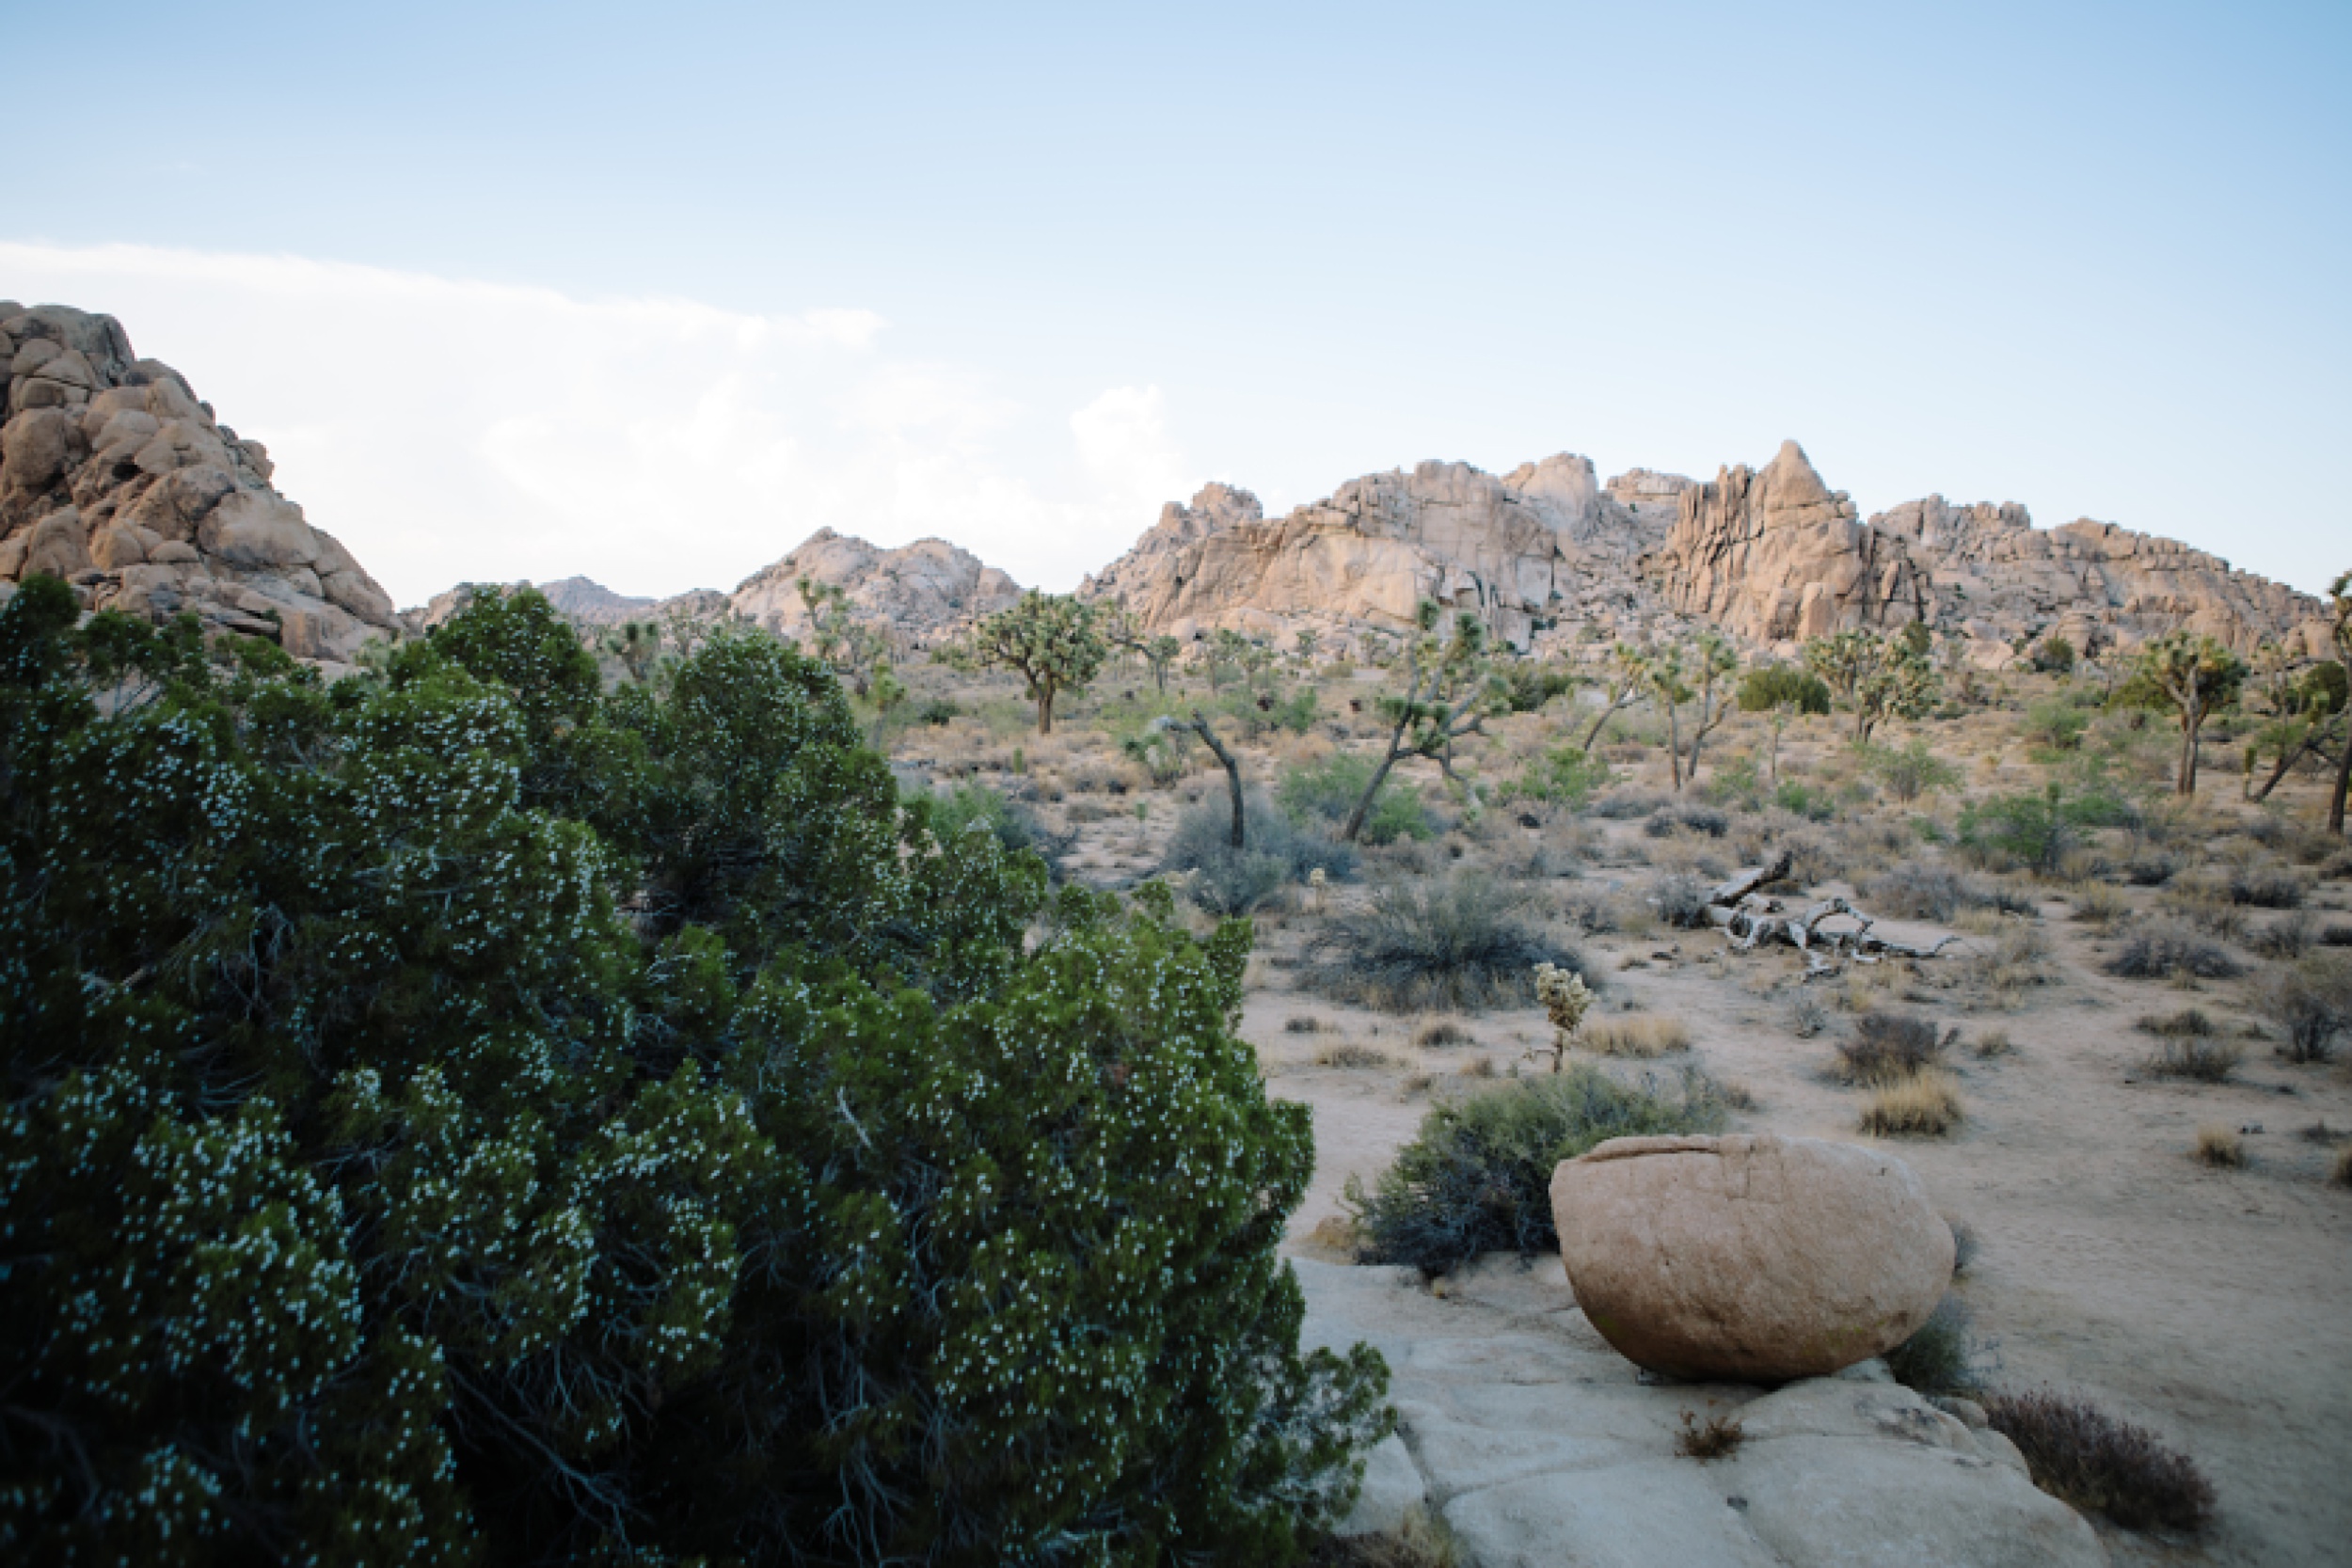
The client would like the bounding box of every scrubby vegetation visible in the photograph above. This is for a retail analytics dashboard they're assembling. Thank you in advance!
[1346,1065,1733,1275]
[1983,1389,2217,1532]
[1303,875,1562,1012]
[0,578,1390,1565]
[1884,1294,1981,1394]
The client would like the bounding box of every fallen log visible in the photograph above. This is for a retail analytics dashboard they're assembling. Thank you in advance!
[1713,885,1959,977]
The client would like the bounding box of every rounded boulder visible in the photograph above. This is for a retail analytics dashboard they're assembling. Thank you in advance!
[1550,1133,1952,1384]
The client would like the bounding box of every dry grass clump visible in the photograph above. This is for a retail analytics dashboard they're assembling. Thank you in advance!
[1973,1029,2015,1059]
[1862,863,1977,921]
[1582,1015,1692,1058]
[2192,1124,2244,1167]
[2228,864,2308,909]
[2134,1006,2217,1037]
[1307,1508,1463,1568]
[1859,1069,1965,1135]
[1982,1388,2216,1533]
[1284,1015,1334,1035]
[2069,881,2130,926]
[1412,1019,1471,1049]
[1835,1011,1947,1084]
[1651,871,1715,929]
[2334,1144,2352,1189]
[1315,1041,1400,1070]
[1963,921,2056,1000]
[2105,923,2243,981]
[2250,911,2314,960]
[2142,1037,2244,1083]
[1675,1411,1746,1461]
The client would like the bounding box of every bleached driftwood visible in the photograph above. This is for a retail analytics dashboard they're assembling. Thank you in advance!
[1700,854,1959,978]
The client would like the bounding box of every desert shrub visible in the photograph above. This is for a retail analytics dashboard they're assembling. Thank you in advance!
[1591,791,1668,819]
[1164,789,1359,915]
[2067,880,2129,925]
[1652,872,1715,929]
[1836,1011,1947,1084]
[1865,863,1978,921]
[1983,1389,2216,1533]
[1582,1015,1692,1058]
[1316,1041,1400,1069]
[2194,1124,2245,1166]
[1347,1065,1731,1275]
[2135,1006,2217,1037]
[1771,779,1837,821]
[1737,665,1831,714]
[2335,1145,2352,1188]
[2320,922,2352,948]
[0,581,1388,1564]
[1303,875,1560,1012]
[2143,1037,2245,1082]
[1497,661,1580,714]
[2123,852,2182,887]
[1504,743,1613,809]
[1858,1069,1964,1134]
[1957,780,2136,877]
[1279,752,1435,845]
[1645,804,1730,838]
[2021,694,2090,752]
[2105,923,2244,980]
[1413,1020,1471,1048]
[1286,1015,1333,1034]
[2267,954,2352,1063]
[914,694,961,725]
[1859,737,1962,804]
[1560,886,1623,935]
[2250,911,2314,959]
[1790,994,1833,1038]
[1884,1294,1980,1394]
[2229,864,2308,909]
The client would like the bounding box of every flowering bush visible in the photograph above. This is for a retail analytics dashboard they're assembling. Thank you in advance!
[0,577,1386,1564]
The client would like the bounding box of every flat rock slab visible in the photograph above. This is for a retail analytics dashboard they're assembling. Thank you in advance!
[1295,1256,2106,1568]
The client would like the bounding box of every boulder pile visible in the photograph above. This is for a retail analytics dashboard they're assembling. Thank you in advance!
[0,304,401,666]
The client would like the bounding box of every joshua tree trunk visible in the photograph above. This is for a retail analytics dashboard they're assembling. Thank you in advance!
[1341,749,1403,845]
[1184,711,1246,849]
[2177,713,2200,796]
[2330,729,2352,833]
[1665,704,1684,790]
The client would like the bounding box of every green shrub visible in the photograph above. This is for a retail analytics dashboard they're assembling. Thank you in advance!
[1884,1293,1981,1393]
[0,577,1389,1564]
[1738,665,1831,715]
[1958,780,2136,877]
[1858,737,1962,803]
[1303,875,1559,1012]
[1347,1065,1732,1275]
[2021,695,2089,752]
[2105,923,2244,980]
[1279,752,1434,845]
[1772,779,1837,821]
[1164,790,1357,915]
[930,780,1072,873]
[1503,743,1613,809]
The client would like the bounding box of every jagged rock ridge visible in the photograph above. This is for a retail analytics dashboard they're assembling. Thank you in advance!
[0,304,402,664]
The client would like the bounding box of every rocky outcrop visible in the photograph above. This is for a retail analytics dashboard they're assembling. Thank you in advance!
[1645,438,2326,661]
[727,528,1020,650]
[1300,1256,2105,1568]
[1551,1133,1953,1384]
[1080,455,1681,654]
[0,303,402,666]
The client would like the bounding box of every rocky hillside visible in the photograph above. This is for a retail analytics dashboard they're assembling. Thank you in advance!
[0,304,402,665]
[1646,439,2329,660]
[728,528,1020,649]
[1080,454,1691,655]
[1087,440,2328,664]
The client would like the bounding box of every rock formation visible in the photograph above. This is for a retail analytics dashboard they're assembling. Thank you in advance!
[726,528,1020,650]
[0,304,402,666]
[1645,438,2328,662]
[1550,1132,1953,1384]
[1080,455,1683,655]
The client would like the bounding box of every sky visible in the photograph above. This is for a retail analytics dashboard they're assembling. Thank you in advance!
[5,1,2346,608]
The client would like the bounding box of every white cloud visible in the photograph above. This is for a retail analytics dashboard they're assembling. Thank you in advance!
[0,242,1188,603]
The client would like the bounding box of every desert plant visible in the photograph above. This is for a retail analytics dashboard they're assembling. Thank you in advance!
[1307,1507,1465,1568]
[1652,871,1715,929]
[1165,789,1357,915]
[1347,1065,1733,1275]
[1958,779,2137,877]
[1836,1011,1947,1084]
[2334,1145,2352,1189]
[1582,1015,1692,1058]
[1504,742,1613,809]
[1865,863,1977,921]
[2194,1124,2246,1166]
[2142,1036,2245,1083]
[1337,601,1509,842]
[1304,876,1560,1012]
[2111,630,2248,796]
[1858,1069,1965,1134]
[1645,804,1730,838]
[1790,994,1832,1038]
[952,589,1108,734]
[2021,694,2090,752]
[1804,628,1938,743]
[1860,737,1962,804]
[1413,1020,1472,1048]
[1982,1389,2216,1533]
[1884,1294,1981,1394]
[2229,864,2309,909]
[2250,911,2314,959]
[1675,1411,1746,1461]
[2266,953,2352,1063]
[1526,963,1597,1071]
[1317,1041,1401,1069]
[1280,752,1434,846]
[2106,923,2244,980]
[2135,1006,2217,1037]
[1738,664,1832,715]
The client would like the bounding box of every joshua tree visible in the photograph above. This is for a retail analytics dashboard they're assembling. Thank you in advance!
[1295,627,1320,662]
[1143,634,1182,696]
[960,590,1107,735]
[2329,569,2352,832]
[1339,601,1508,843]
[2117,630,2248,797]
[1674,631,1741,787]
[1157,711,1247,848]
[1804,627,1937,743]
[1578,641,1652,752]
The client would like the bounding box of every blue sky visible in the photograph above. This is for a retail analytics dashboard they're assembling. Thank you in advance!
[7,1,2346,605]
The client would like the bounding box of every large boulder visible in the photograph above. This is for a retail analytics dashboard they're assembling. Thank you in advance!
[1550,1133,1953,1384]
